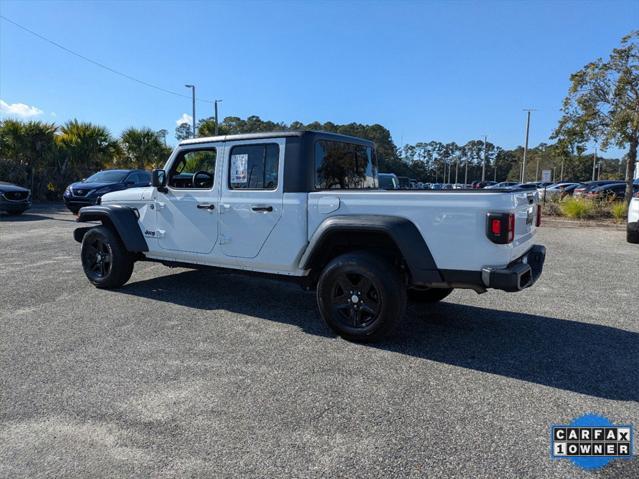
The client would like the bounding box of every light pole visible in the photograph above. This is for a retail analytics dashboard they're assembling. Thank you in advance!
[464,160,468,185]
[185,84,196,138]
[591,141,598,181]
[214,99,223,136]
[521,109,535,182]
[482,135,487,181]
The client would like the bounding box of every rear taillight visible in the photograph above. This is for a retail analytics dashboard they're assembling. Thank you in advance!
[486,212,515,244]
[536,204,542,227]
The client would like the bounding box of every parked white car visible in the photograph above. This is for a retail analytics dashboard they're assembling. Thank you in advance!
[628,194,639,243]
[72,131,546,342]
[538,182,580,200]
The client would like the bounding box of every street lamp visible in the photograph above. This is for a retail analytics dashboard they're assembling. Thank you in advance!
[185,84,196,138]
[521,109,536,182]
[482,135,487,182]
[214,99,223,136]
[591,140,598,181]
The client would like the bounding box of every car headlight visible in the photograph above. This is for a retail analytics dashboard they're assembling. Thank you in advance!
[64,186,71,195]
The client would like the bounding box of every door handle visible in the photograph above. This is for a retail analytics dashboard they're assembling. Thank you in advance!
[251,205,273,212]
[197,203,215,210]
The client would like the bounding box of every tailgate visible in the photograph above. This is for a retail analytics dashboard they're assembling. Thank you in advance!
[509,190,539,259]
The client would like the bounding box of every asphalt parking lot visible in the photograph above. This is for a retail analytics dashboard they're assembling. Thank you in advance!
[1,204,637,478]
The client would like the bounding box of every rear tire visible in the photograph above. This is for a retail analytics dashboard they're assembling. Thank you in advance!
[407,287,453,303]
[81,226,134,288]
[316,251,406,342]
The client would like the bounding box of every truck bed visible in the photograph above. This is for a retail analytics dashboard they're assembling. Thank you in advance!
[307,189,538,272]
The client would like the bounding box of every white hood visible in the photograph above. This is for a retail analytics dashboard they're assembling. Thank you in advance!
[101,186,154,204]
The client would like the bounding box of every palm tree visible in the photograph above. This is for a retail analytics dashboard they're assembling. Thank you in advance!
[0,119,58,194]
[119,127,169,169]
[56,120,119,178]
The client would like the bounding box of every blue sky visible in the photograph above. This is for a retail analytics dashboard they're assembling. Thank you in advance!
[0,0,637,157]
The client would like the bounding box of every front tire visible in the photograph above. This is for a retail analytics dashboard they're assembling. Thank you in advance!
[81,226,134,288]
[4,209,27,216]
[316,251,406,342]
[407,287,453,303]
[628,228,639,244]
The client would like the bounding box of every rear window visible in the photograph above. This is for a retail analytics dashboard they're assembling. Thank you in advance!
[314,140,377,189]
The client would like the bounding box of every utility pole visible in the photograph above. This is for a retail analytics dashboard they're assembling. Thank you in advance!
[185,84,196,138]
[214,99,223,135]
[521,109,535,182]
[455,157,459,184]
[464,161,468,185]
[482,135,487,181]
[591,141,598,181]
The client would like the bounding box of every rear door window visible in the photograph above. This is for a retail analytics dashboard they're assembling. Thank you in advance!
[228,143,279,190]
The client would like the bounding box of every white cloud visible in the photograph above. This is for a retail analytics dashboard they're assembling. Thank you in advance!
[0,99,44,118]
[175,112,192,126]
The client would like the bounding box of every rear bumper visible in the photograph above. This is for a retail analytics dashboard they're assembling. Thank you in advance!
[481,244,546,292]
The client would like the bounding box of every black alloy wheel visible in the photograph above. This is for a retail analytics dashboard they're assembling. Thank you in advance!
[331,272,382,329]
[82,236,113,280]
[317,251,406,342]
[80,226,134,288]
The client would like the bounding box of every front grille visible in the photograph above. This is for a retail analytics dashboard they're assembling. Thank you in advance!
[3,191,29,201]
[72,188,90,197]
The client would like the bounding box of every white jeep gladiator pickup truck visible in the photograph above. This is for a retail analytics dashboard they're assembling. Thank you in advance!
[73,131,545,342]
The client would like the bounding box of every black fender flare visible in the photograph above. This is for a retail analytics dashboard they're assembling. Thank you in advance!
[74,205,148,252]
[298,215,442,285]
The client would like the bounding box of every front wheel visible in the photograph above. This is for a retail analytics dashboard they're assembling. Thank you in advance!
[316,251,406,342]
[407,287,453,303]
[81,226,134,288]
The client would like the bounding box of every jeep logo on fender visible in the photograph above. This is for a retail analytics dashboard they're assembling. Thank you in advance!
[144,230,156,237]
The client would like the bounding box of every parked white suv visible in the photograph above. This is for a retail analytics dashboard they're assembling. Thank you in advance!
[73,131,546,341]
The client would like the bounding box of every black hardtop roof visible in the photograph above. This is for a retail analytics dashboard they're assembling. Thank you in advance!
[179,130,374,147]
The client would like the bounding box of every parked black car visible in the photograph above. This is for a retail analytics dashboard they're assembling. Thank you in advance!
[0,181,32,215]
[587,182,639,201]
[573,180,624,198]
[63,169,151,214]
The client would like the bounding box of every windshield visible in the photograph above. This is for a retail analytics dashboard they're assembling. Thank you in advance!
[85,171,128,183]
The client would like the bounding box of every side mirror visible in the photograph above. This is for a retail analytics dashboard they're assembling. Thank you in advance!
[125,180,135,186]
[152,169,168,192]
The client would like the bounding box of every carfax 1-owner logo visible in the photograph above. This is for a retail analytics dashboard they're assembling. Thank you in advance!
[551,414,634,470]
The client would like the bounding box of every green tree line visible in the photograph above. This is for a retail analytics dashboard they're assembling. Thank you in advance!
[2,31,635,201]
[0,119,171,200]
[0,115,626,201]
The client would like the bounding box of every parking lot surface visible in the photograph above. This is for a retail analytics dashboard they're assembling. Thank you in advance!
[1,205,637,478]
